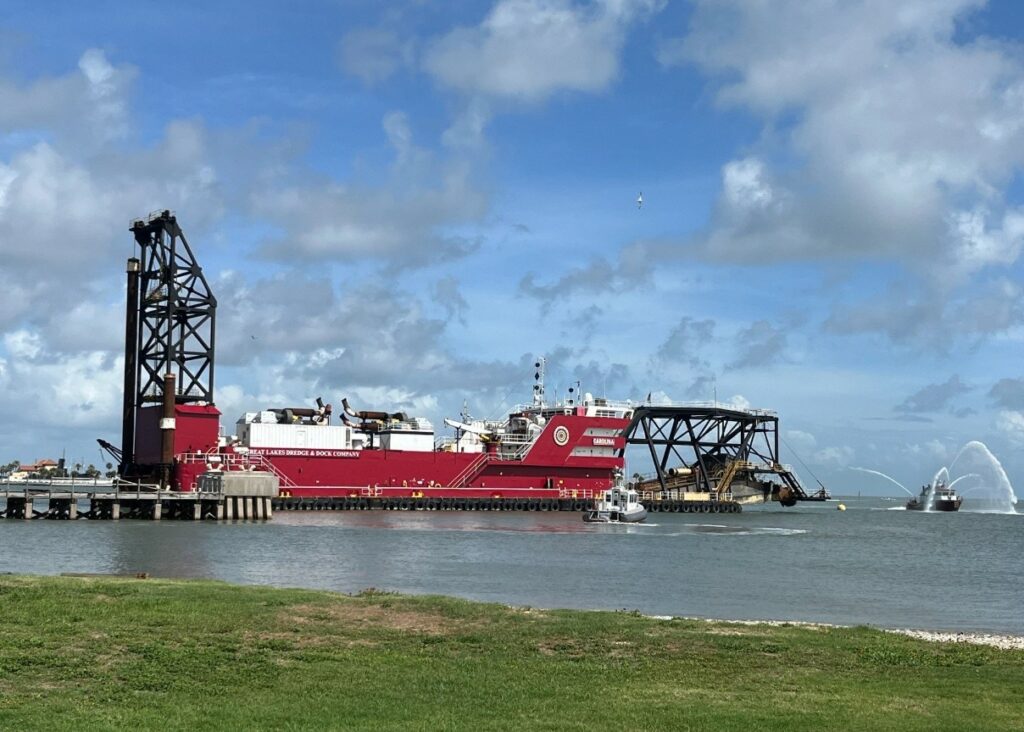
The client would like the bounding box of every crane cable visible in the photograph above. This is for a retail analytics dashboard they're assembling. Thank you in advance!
[779,434,827,491]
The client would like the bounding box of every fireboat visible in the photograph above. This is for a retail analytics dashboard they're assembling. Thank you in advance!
[906,481,963,512]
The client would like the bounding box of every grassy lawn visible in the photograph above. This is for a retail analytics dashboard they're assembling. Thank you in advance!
[0,575,1021,730]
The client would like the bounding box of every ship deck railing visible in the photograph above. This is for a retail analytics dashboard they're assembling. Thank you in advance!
[512,399,636,415]
[637,488,735,503]
[636,399,778,417]
[632,461,782,483]
[434,437,486,451]
[435,436,535,461]
[514,399,777,417]
[178,451,297,488]
[380,419,433,432]
[497,439,533,460]
[558,488,598,499]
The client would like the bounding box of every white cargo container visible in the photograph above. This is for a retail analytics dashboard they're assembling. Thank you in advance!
[240,423,352,450]
[379,428,433,451]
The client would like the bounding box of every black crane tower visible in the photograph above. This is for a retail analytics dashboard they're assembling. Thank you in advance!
[119,210,216,474]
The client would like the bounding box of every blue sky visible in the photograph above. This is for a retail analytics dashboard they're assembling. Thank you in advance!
[2,0,1024,497]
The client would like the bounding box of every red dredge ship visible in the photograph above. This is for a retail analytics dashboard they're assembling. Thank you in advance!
[110,210,828,514]
[177,359,633,504]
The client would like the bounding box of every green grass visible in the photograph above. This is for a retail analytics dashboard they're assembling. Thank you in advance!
[0,576,1021,730]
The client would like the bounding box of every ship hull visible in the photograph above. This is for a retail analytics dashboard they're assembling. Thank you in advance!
[583,507,647,523]
[224,413,630,500]
[905,498,962,512]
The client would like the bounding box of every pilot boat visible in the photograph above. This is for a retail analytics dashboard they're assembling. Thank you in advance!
[583,478,647,523]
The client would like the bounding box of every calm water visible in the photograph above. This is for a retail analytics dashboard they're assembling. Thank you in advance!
[1,498,1021,633]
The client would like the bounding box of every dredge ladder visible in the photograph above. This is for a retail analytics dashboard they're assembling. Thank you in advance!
[715,460,757,498]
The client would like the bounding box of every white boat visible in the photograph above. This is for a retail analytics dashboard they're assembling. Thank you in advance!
[583,481,647,524]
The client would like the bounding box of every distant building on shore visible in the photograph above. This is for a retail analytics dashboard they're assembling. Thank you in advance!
[9,459,60,480]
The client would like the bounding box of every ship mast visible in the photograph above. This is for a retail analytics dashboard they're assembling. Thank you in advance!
[532,357,546,407]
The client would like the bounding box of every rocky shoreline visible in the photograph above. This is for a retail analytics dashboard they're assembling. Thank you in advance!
[887,629,1024,650]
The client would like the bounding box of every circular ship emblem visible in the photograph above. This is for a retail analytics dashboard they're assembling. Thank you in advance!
[553,426,570,446]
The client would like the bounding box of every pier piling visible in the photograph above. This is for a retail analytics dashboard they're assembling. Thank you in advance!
[0,484,277,522]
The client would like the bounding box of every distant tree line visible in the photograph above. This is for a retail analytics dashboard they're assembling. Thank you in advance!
[1,460,117,479]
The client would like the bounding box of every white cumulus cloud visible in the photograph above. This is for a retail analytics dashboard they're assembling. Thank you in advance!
[425,0,661,102]
[666,0,1024,269]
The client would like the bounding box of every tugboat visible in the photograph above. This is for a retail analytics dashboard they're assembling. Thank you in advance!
[931,481,963,511]
[906,481,963,512]
[583,473,647,524]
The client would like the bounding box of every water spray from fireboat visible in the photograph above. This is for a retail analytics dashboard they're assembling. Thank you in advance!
[849,467,914,497]
[853,441,1018,513]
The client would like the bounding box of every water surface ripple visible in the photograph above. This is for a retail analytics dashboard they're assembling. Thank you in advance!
[1,497,1020,633]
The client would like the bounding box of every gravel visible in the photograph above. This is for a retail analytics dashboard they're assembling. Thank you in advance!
[886,629,1024,650]
[646,614,1024,650]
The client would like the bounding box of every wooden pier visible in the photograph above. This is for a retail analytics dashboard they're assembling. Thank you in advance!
[0,480,275,521]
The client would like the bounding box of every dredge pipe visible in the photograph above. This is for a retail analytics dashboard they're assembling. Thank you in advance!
[341,397,390,421]
[160,372,176,488]
[120,257,141,474]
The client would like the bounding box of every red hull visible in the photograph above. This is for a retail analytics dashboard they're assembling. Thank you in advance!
[176,413,629,498]
[264,414,626,499]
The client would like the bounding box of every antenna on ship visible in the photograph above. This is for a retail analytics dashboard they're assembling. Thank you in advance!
[454,399,470,450]
[533,358,546,407]
[567,380,580,406]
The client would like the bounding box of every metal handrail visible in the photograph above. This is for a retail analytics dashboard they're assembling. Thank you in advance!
[178,451,296,487]
[447,452,490,488]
